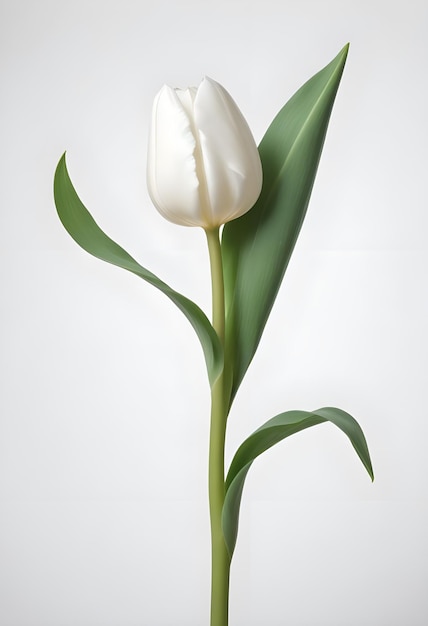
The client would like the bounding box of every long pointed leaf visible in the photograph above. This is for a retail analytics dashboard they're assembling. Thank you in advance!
[222,406,373,556]
[54,153,223,387]
[222,45,349,403]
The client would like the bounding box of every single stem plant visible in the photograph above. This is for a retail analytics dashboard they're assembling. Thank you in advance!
[54,44,374,626]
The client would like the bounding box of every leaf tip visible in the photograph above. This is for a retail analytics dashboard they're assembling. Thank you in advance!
[57,150,67,165]
[54,151,68,182]
[337,42,350,67]
[364,458,374,482]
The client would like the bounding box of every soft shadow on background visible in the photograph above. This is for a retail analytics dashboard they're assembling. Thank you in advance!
[1,0,427,624]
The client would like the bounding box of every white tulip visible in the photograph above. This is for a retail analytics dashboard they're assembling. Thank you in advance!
[147,77,262,229]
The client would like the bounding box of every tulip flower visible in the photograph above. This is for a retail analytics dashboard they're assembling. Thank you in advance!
[54,45,373,626]
[146,76,263,229]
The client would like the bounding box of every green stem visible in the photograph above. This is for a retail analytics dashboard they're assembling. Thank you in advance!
[205,227,231,626]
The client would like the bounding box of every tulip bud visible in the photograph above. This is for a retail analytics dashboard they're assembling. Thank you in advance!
[147,77,262,229]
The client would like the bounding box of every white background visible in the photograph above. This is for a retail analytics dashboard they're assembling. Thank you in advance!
[1,1,427,624]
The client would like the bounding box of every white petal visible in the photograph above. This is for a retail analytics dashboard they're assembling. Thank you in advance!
[193,77,262,226]
[147,86,204,227]
[175,86,197,118]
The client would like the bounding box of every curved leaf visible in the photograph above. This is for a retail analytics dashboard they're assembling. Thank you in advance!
[222,406,373,556]
[54,153,223,387]
[222,45,349,403]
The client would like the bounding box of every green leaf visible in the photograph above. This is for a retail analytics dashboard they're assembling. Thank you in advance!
[222,406,373,557]
[222,44,349,403]
[53,153,223,387]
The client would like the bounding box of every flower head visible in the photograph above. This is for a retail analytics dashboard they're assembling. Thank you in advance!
[147,77,262,229]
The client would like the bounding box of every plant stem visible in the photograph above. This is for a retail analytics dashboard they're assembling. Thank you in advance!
[205,227,231,626]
